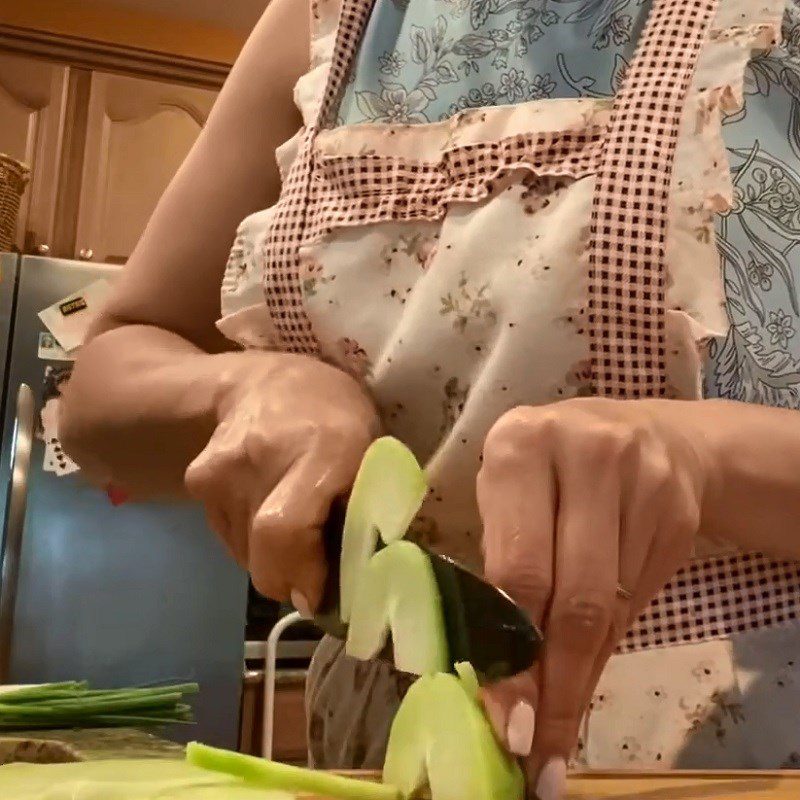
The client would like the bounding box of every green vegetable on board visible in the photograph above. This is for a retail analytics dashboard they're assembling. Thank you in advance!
[187,742,401,800]
[0,757,290,800]
[383,663,524,800]
[345,540,449,676]
[340,437,427,623]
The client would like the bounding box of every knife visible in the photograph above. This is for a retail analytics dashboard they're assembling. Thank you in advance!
[311,500,543,682]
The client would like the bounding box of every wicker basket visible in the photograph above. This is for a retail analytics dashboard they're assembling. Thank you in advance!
[0,153,31,253]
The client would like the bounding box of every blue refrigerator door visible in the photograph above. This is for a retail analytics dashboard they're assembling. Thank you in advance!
[0,256,247,747]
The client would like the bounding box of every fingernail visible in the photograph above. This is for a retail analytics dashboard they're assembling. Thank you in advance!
[506,700,535,756]
[535,758,567,800]
[106,484,129,506]
[481,693,508,746]
[290,589,312,619]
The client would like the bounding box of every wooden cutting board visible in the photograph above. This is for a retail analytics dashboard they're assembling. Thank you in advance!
[3,745,800,798]
[564,771,800,799]
[343,770,800,800]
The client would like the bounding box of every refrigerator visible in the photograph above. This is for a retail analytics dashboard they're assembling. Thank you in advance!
[0,253,248,747]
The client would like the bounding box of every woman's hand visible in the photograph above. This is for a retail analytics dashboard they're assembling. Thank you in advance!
[185,352,379,612]
[477,398,711,800]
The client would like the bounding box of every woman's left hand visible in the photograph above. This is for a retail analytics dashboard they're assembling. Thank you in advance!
[477,398,712,800]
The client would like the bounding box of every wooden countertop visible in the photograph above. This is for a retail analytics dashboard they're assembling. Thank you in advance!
[349,770,800,799]
[563,771,800,799]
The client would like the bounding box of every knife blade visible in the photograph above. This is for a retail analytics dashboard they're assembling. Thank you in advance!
[312,500,543,682]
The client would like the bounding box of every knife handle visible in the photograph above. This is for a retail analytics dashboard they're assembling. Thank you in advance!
[318,496,347,616]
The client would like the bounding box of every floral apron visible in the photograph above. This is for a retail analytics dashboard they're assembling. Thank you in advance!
[218,0,800,770]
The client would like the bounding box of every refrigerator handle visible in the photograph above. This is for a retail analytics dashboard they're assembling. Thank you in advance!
[0,384,36,683]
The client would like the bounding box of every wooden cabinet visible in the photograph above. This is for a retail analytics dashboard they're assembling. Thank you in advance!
[0,53,68,253]
[0,51,218,261]
[75,72,216,264]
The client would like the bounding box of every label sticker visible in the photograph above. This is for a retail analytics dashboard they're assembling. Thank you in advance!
[59,297,88,316]
[38,279,112,353]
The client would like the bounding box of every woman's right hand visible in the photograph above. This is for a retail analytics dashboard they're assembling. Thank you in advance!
[185,352,380,612]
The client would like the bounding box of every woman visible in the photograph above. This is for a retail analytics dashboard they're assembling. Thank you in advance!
[61,0,800,798]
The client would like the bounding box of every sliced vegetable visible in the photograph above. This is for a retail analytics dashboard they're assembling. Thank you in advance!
[345,541,449,676]
[0,758,287,800]
[0,682,198,730]
[341,437,427,622]
[187,742,400,800]
[454,661,480,699]
[383,665,524,800]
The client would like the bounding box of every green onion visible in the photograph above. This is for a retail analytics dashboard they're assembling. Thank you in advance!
[187,742,401,800]
[0,681,198,730]
[0,682,87,702]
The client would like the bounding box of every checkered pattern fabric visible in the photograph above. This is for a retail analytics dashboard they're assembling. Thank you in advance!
[262,0,376,355]
[260,0,800,653]
[588,0,719,398]
[620,554,800,653]
[305,128,605,241]
[262,136,318,355]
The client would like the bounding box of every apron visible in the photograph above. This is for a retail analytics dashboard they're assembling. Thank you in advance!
[218,0,800,769]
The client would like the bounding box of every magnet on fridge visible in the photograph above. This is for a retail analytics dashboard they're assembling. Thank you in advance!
[37,331,73,362]
[38,278,111,353]
[40,366,80,477]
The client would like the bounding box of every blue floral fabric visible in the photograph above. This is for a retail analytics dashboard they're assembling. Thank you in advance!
[339,0,800,409]
[338,0,649,125]
[707,7,800,407]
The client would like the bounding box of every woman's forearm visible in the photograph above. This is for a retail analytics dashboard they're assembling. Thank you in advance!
[60,325,273,498]
[57,0,311,498]
[695,399,800,560]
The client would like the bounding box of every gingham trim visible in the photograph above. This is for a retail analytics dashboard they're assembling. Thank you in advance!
[317,0,374,130]
[304,128,604,241]
[588,0,720,398]
[620,554,800,652]
[262,0,376,355]
[262,134,319,355]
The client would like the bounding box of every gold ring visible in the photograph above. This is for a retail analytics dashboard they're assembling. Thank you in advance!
[616,584,633,600]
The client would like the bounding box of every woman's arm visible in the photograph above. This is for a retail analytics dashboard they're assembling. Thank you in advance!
[60,0,309,495]
[61,0,379,608]
[61,326,271,496]
[477,396,800,800]
[699,399,800,560]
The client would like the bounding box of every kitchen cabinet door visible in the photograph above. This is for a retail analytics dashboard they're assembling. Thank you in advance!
[75,72,216,264]
[0,54,68,254]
